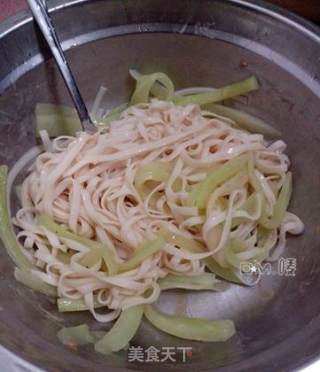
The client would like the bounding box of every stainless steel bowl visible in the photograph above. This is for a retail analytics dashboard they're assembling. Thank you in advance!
[0,1,320,371]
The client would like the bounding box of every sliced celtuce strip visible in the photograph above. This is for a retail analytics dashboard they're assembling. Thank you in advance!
[0,165,32,270]
[173,76,259,106]
[78,248,103,268]
[130,72,175,105]
[95,305,143,354]
[57,250,71,264]
[159,229,241,284]
[259,172,292,229]
[38,214,118,275]
[129,69,170,99]
[225,239,262,269]
[248,153,261,192]
[14,268,57,297]
[159,228,205,253]
[35,103,82,137]
[231,192,262,227]
[207,170,249,211]
[135,161,172,196]
[57,296,104,312]
[159,273,223,291]
[187,154,248,209]
[205,104,281,138]
[204,258,242,284]
[118,237,165,273]
[144,305,236,342]
[175,87,216,96]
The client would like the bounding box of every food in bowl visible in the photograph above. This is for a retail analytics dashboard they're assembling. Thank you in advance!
[0,70,304,354]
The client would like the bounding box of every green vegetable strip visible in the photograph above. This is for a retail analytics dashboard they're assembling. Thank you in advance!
[14,268,57,297]
[101,103,128,125]
[231,192,262,228]
[248,153,261,192]
[187,154,248,209]
[0,165,32,270]
[118,237,165,273]
[144,305,235,342]
[130,72,175,105]
[57,324,96,346]
[243,192,260,215]
[159,229,241,284]
[79,248,103,268]
[225,239,267,269]
[57,296,103,312]
[56,250,71,264]
[95,306,143,354]
[35,103,82,137]
[173,76,259,106]
[159,273,223,291]
[129,69,170,99]
[159,228,205,253]
[259,172,292,229]
[38,214,118,275]
[205,258,242,284]
[206,104,281,138]
[225,239,247,268]
[134,161,172,196]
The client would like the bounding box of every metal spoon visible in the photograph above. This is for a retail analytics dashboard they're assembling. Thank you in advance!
[27,0,93,130]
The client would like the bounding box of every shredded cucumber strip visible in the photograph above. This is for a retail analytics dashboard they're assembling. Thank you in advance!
[0,165,32,270]
[173,76,259,106]
[144,305,235,342]
[95,305,143,354]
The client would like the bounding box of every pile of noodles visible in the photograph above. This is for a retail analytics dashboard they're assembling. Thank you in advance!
[13,97,303,323]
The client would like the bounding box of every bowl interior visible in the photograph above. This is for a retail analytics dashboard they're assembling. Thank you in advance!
[0,1,320,371]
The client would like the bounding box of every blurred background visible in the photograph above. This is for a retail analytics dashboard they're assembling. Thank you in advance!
[0,0,319,23]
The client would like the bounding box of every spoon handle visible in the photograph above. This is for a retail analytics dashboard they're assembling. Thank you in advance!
[27,0,93,130]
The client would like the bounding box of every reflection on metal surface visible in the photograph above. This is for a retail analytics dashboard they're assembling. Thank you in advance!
[0,346,43,372]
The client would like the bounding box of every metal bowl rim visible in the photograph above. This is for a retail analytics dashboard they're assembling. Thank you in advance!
[0,0,320,371]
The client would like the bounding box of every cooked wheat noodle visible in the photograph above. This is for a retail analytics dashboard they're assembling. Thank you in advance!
[13,99,303,322]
